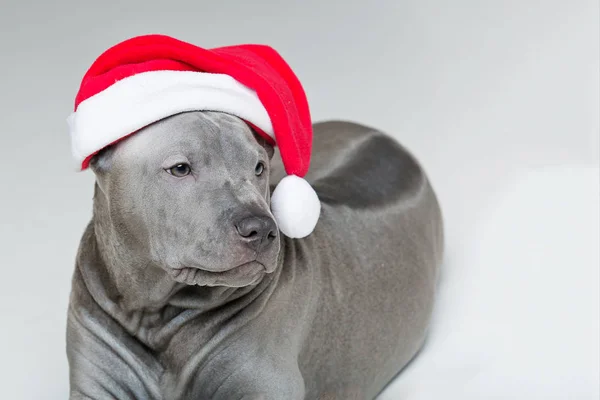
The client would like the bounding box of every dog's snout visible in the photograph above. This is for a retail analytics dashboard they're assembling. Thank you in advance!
[235,216,278,251]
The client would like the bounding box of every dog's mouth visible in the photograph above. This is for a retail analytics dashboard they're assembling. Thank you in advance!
[168,261,266,287]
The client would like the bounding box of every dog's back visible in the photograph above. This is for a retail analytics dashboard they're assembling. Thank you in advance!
[270,121,444,398]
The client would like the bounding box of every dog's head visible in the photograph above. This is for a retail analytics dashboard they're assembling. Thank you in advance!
[91,111,279,288]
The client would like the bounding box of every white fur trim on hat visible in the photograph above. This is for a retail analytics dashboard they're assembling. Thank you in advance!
[68,70,274,166]
[271,175,321,238]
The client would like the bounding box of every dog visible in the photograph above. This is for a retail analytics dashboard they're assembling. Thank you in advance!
[66,111,444,399]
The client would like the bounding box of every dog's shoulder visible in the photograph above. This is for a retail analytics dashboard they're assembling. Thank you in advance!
[67,222,164,399]
[306,120,427,209]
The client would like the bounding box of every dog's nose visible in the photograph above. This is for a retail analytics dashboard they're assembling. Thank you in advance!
[235,216,278,251]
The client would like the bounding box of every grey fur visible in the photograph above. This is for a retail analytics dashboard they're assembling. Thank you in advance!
[66,111,444,400]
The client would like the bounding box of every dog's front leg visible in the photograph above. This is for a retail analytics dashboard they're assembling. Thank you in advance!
[66,309,162,400]
[204,356,305,400]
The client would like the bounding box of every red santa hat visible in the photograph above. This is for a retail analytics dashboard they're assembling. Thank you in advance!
[68,34,320,238]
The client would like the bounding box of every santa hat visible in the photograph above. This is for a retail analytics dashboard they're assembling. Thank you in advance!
[68,34,320,238]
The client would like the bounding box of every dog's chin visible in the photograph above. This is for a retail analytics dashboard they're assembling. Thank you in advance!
[168,261,267,288]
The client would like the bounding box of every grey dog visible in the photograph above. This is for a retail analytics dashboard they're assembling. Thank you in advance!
[66,111,444,399]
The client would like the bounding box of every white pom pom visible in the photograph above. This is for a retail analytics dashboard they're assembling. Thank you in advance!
[271,175,321,238]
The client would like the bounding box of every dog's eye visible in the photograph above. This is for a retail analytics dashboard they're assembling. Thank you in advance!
[255,162,265,176]
[167,163,191,177]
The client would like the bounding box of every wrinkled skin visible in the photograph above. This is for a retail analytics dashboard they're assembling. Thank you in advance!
[66,111,444,400]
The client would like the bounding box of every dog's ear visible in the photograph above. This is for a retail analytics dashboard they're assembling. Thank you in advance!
[89,146,116,194]
[89,146,115,174]
[251,128,275,160]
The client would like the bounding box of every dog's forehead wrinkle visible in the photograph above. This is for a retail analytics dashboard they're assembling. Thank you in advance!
[215,130,238,186]
[207,111,247,127]
[220,129,258,186]
[200,111,239,128]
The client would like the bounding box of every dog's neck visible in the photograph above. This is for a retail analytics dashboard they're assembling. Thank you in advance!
[81,184,283,349]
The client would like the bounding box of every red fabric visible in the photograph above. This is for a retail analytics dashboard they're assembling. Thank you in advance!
[74,34,313,177]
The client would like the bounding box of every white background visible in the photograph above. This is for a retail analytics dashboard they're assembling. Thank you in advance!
[0,0,598,398]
